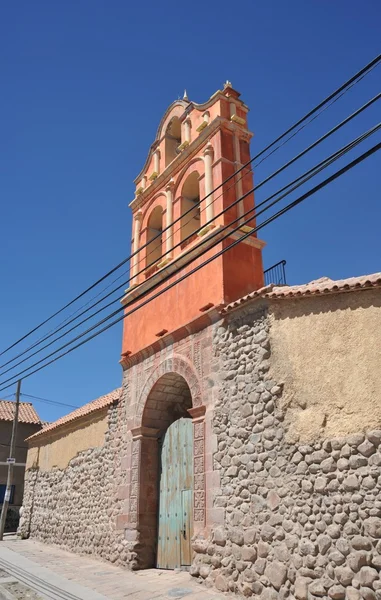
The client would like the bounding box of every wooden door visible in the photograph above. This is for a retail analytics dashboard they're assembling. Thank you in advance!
[157,417,193,569]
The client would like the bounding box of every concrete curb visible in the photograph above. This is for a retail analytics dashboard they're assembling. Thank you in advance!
[0,547,110,600]
[0,583,18,600]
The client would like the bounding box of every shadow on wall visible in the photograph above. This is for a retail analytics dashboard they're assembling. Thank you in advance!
[19,446,40,538]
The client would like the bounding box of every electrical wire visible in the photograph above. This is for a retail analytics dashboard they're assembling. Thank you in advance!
[0,124,378,379]
[1,53,379,358]
[1,93,379,376]
[3,160,255,365]
[0,137,379,393]
[20,393,79,410]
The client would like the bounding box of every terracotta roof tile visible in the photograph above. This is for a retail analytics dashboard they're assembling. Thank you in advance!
[0,400,41,424]
[27,388,121,441]
[222,272,381,313]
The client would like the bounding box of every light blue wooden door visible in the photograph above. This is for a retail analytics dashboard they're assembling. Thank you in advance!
[157,417,193,569]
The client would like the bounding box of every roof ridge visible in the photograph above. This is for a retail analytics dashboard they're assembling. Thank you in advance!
[0,399,41,424]
[221,271,381,314]
[27,387,122,442]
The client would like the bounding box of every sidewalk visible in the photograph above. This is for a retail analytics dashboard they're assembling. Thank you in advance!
[0,538,234,600]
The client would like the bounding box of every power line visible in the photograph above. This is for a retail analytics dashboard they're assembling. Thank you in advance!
[20,393,79,410]
[61,91,380,325]
[1,95,379,377]
[0,139,378,393]
[0,443,28,449]
[0,391,77,411]
[0,124,378,381]
[252,93,381,194]
[1,391,77,410]
[1,53,379,359]
[2,158,254,368]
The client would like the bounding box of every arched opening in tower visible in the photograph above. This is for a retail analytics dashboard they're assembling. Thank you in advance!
[146,205,163,274]
[164,117,181,167]
[180,171,200,248]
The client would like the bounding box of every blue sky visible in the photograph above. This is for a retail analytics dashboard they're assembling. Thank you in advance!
[1,1,380,422]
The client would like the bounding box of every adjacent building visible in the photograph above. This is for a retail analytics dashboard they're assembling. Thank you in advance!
[20,84,381,600]
[0,400,41,531]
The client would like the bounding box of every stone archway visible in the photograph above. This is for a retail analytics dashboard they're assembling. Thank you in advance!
[136,356,203,418]
[142,372,192,432]
[127,358,206,569]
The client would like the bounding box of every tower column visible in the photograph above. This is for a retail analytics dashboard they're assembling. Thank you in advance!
[132,210,143,284]
[233,133,245,224]
[203,143,215,225]
[165,179,175,256]
[184,118,191,144]
[153,150,160,176]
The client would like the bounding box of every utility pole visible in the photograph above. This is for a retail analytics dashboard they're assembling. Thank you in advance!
[0,380,21,540]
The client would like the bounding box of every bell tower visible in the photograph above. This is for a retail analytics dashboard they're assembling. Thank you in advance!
[121,82,265,359]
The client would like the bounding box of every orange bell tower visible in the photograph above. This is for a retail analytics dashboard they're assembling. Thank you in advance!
[121,82,265,359]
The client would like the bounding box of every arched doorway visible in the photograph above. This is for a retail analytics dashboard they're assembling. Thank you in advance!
[140,372,193,569]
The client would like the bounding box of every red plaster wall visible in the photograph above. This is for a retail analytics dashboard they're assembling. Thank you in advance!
[122,245,224,356]
[122,85,264,359]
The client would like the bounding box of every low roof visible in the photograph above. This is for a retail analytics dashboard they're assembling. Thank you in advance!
[0,400,41,425]
[27,388,121,442]
[222,272,381,313]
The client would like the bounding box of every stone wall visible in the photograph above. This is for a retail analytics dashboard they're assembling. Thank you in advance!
[19,404,131,566]
[20,288,381,596]
[191,302,381,600]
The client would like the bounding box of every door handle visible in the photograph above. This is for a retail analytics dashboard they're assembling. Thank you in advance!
[182,525,186,539]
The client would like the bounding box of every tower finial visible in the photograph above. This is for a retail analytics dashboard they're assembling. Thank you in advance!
[183,89,189,101]
[224,80,232,89]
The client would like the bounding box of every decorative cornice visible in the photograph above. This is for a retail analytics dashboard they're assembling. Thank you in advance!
[133,88,250,187]
[120,306,223,369]
[231,114,246,126]
[203,142,214,157]
[165,178,175,192]
[121,224,265,306]
[134,100,190,184]
[131,426,160,440]
[188,405,206,420]
[129,116,225,212]
[220,273,381,316]
[130,118,254,213]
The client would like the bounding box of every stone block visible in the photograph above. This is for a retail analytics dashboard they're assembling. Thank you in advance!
[116,514,129,530]
[360,588,377,600]
[347,552,369,572]
[357,440,376,457]
[364,517,381,539]
[335,566,354,586]
[212,526,226,546]
[260,523,276,542]
[358,567,379,587]
[264,561,287,590]
[294,576,310,600]
[351,536,372,551]
[328,585,346,599]
[241,546,257,562]
[215,574,228,591]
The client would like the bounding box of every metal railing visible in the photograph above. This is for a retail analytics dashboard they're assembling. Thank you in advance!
[264,260,287,286]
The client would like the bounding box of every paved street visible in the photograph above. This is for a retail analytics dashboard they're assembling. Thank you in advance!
[0,538,234,600]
